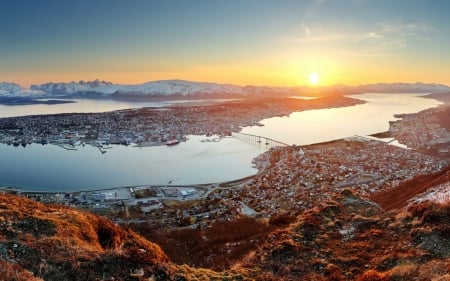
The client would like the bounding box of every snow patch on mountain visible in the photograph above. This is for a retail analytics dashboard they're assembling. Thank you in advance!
[0,82,45,97]
[408,182,450,205]
[29,79,301,97]
[30,79,124,95]
[31,79,292,96]
[117,79,247,96]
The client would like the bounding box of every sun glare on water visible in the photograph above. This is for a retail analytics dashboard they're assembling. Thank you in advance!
[309,72,320,85]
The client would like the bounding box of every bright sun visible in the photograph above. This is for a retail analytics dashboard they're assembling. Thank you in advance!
[308,72,320,85]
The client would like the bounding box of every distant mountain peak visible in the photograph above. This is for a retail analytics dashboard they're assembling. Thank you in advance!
[0,82,23,93]
[0,81,44,96]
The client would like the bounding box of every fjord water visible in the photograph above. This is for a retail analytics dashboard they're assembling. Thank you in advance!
[241,93,442,145]
[0,98,236,118]
[0,94,442,191]
[0,136,264,191]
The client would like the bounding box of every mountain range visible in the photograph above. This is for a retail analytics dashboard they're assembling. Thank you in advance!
[1,80,449,99]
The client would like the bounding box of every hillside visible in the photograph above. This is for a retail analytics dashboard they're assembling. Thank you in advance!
[1,171,449,280]
[0,193,244,281]
[370,166,450,210]
[235,189,450,280]
[0,192,170,280]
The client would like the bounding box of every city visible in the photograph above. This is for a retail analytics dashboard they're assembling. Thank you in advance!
[9,104,449,232]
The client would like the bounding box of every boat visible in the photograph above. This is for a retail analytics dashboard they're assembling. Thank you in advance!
[165,139,180,146]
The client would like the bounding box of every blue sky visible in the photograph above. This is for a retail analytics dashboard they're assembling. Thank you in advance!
[1,0,449,87]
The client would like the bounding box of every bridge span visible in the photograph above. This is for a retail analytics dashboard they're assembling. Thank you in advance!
[231,132,289,148]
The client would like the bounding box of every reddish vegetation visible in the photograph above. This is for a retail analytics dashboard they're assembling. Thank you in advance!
[0,260,42,281]
[0,193,250,280]
[234,189,450,280]
[370,166,450,210]
[0,193,174,280]
[130,215,295,270]
[1,166,449,280]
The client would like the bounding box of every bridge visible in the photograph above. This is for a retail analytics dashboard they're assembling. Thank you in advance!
[231,132,289,148]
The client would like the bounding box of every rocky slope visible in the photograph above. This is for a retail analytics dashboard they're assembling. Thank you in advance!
[371,167,450,210]
[0,193,241,281]
[1,168,449,280]
[234,188,450,280]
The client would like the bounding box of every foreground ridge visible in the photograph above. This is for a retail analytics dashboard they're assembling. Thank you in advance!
[0,193,245,281]
[1,173,449,281]
[234,188,450,280]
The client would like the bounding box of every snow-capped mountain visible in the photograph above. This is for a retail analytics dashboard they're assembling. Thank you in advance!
[30,79,123,95]
[115,79,247,96]
[0,82,44,97]
[356,82,450,93]
[29,79,299,97]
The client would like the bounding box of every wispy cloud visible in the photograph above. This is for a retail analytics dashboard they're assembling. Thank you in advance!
[301,0,326,37]
[355,32,382,42]
[355,21,430,49]
[278,20,430,50]
[301,21,311,37]
[379,21,430,37]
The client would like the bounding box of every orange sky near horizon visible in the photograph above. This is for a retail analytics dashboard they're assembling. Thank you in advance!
[4,59,449,89]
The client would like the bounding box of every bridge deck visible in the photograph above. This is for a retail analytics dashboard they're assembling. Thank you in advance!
[231,132,289,147]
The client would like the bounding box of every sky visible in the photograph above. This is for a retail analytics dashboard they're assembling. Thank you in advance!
[1,0,450,88]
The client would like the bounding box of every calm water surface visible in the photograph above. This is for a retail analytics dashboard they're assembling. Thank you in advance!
[0,93,442,191]
[0,136,264,191]
[241,93,442,145]
[0,98,236,118]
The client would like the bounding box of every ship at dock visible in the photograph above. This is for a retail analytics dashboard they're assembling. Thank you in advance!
[165,139,180,146]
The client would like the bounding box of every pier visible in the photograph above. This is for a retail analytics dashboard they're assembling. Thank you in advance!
[232,132,289,148]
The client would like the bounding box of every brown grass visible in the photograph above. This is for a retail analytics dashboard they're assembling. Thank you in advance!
[0,260,43,281]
